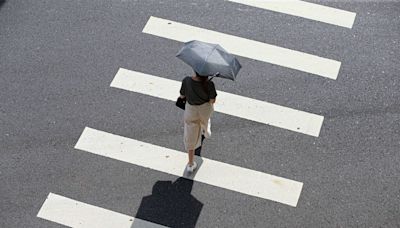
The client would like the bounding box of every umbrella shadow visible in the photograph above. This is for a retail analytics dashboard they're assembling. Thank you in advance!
[132,178,203,228]
[132,136,207,228]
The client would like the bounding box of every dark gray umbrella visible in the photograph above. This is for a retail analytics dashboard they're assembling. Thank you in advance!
[176,40,242,81]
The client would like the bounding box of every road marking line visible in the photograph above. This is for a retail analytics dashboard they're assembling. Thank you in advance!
[228,0,356,28]
[142,16,341,79]
[37,193,168,228]
[74,127,304,207]
[111,68,324,137]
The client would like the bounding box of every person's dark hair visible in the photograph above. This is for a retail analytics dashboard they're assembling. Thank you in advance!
[195,71,210,98]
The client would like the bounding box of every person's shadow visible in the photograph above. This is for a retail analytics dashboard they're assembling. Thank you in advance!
[132,136,206,228]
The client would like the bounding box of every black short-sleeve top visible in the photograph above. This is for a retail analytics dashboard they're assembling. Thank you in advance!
[180,77,217,105]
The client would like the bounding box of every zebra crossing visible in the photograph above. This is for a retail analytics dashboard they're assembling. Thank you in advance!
[111,68,324,137]
[143,16,341,79]
[227,0,356,28]
[38,1,357,227]
[38,193,167,228]
[74,127,303,207]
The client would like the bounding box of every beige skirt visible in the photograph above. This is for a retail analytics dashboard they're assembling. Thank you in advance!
[183,102,214,151]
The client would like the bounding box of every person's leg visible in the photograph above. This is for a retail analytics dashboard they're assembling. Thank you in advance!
[184,104,200,168]
[188,149,195,165]
[187,148,197,172]
[186,124,200,168]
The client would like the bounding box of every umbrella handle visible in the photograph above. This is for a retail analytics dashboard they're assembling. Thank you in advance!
[208,72,219,81]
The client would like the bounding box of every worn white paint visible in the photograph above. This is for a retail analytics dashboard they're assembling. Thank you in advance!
[142,16,341,79]
[228,0,356,28]
[74,127,304,207]
[111,68,324,137]
[37,193,168,228]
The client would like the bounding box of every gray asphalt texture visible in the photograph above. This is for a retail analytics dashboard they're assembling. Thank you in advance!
[1,0,400,227]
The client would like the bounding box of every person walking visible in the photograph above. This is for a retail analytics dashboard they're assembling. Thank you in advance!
[179,71,217,172]
[176,40,241,173]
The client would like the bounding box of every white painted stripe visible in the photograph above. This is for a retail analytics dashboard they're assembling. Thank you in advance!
[74,127,304,207]
[228,0,356,28]
[111,68,324,137]
[142,16,341,79]
[37,193,167,228]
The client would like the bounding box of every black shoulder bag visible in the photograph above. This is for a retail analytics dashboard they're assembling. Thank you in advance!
[176,96,186,110]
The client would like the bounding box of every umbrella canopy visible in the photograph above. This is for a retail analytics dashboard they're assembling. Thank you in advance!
[176,40,242,81]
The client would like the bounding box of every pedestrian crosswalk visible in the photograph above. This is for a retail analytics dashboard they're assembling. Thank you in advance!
[111,68,324,137]
[38,193,167,228]
[143,16,341,79]
[227,0,356,28]
[75,127,303,207]
[38,0,357,226]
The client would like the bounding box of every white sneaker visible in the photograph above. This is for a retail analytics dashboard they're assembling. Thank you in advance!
[186,162,197,173]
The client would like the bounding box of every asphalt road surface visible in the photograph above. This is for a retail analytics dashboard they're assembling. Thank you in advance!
[1,0,399,227]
